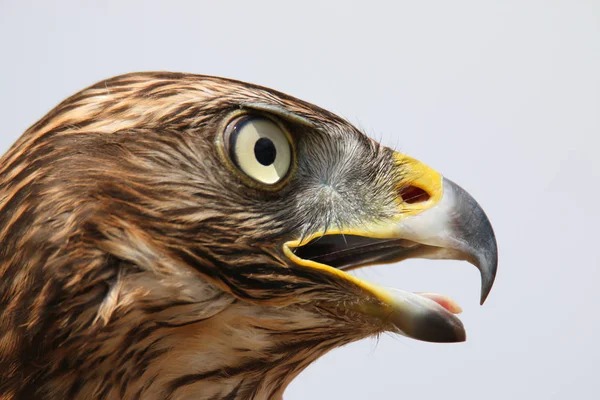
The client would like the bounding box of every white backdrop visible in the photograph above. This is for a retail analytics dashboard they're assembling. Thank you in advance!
[1,1,599,399]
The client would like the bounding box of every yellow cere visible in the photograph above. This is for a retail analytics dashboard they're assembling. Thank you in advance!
[393,152,444,216]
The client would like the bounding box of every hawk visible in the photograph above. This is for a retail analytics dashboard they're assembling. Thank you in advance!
[0,72,497,399]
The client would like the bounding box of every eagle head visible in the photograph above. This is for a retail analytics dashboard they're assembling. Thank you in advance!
[0,72,497,399]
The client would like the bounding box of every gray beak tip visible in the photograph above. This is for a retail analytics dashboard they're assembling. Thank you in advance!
[476,214,498,305]
[479,249,498,305]
[474,226,498,305]
[442,178,498,306]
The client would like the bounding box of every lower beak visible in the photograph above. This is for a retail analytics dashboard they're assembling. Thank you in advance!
[284,155,498,343]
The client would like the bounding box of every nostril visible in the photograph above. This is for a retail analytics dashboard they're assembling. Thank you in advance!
[399,185,430,204]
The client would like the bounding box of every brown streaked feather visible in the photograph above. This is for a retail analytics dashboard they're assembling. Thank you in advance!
[0,72,397,399]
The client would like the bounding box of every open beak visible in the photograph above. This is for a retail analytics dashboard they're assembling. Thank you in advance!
[283,153,498,343]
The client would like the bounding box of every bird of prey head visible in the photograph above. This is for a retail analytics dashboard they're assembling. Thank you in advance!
[0,72,497,399]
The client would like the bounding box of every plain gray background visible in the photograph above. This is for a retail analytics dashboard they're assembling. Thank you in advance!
[1,1,598,399]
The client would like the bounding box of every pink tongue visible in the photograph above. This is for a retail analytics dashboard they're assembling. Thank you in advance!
[417,293,463,314]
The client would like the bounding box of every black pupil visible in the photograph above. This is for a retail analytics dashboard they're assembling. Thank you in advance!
[254,138,277,166]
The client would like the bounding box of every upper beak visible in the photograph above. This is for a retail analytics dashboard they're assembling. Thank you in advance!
[284,152,498,343]
[377,175,498,343]
[394,176,498,305]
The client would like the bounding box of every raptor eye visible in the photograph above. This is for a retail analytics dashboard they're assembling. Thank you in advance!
[226,116,292,185]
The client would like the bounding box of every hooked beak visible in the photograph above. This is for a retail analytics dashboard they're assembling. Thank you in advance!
[391,176,498,305]
[284,153,498,343]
